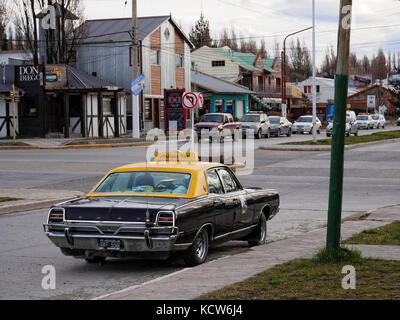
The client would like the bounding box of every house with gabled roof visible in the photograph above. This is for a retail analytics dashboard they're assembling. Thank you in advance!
[75,15,194,131]
[191,46,293,111]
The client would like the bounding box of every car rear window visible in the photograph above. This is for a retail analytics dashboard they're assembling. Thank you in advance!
[94,171,192,195]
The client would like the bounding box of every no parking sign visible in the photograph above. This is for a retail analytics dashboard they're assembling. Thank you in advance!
[183,92,204,109]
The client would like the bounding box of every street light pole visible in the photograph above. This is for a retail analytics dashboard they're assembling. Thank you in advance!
[312,0,317,143]
[281,27,312,116]
[132,0,140,139]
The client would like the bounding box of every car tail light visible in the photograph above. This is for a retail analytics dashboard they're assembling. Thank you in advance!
[157,211,175,227]
[48,208,65,224]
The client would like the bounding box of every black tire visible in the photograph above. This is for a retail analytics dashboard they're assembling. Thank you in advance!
[346,131,350,137]
[265,129,271,139]
[256,129,262,139]
[248,214,267,247]
[326,134,331,137]
[287,129,292,137]
[354,130,359,137]
[85,256,106,264]
[277,129,281,137]
[184,228,209,267]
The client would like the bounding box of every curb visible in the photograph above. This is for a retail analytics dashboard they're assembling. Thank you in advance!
[0,142,156,151]
[258,137,400,152]
[0,197,82,215]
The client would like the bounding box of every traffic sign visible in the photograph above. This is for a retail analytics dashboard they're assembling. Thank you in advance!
[182,92,198,109]
[198,92,204,109]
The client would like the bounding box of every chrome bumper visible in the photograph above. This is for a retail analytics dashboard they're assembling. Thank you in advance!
[44,223,179,253]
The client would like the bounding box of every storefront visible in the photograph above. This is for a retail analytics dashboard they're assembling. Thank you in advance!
[12,64,127,138]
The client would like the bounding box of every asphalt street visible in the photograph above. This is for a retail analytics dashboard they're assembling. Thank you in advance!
[0,126,399,299]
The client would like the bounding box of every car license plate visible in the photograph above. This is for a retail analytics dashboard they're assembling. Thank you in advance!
[99,239,121,251]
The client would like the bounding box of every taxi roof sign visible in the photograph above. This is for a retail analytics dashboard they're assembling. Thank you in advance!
[154,151,199,162]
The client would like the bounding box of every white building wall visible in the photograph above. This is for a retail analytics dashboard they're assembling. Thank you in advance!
[0,98,19,138]
[191,46,240,80]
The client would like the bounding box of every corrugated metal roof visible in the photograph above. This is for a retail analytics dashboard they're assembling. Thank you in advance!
[215,48,279,74]
[66,66,122,90]
[191,70,254,95]
[81,16,170,43]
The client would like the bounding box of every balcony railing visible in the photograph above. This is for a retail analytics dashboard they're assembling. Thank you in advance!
[253,85,292,96]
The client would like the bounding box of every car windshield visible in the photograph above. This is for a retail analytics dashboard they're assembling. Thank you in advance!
[94,171,192,195]
[270,117,280,124]
[297,117,312,123]
[372,115,379,120]
[357,115,368,120]
[200,114,223,123]
[241,115,260,122]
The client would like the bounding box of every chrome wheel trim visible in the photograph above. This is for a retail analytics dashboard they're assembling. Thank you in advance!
[195,231,207,260]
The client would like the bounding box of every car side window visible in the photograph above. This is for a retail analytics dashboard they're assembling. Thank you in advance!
[206,170,224,194]
[218,168,239,193]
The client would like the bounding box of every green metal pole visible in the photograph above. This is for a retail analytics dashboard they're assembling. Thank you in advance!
[326,0,352,250]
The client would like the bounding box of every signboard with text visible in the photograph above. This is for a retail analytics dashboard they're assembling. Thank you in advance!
[164,89,186,132]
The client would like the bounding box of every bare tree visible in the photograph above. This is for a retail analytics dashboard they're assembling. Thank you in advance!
[11,0,86,65]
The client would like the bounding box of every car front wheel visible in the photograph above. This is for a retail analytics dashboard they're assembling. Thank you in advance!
[184,228,209,267]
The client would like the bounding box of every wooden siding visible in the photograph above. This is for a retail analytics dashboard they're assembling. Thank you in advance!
[175,32,185,54]
[151,66,161,95]
[176,68,185,89]
[150,28,161,50]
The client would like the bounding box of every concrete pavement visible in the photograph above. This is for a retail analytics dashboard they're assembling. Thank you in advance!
[0,188,84,215]
[95,205,400,300]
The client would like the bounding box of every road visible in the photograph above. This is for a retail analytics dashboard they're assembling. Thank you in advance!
[0,126,399,299]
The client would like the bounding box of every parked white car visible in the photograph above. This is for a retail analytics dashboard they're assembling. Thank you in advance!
[241,112,271,139]
[292,116,322,134]
[357,114,374,130]
[371,114,386,129]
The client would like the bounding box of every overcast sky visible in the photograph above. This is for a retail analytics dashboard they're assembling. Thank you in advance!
[82,0,400,66]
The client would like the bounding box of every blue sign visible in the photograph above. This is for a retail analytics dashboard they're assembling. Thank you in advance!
[131,74,145,96]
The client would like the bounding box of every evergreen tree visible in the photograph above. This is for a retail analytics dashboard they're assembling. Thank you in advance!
[189,13,212,49]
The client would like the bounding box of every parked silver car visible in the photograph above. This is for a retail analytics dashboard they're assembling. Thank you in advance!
[269,116,292,137]
[326,117,358,137]
[241,112,271,139]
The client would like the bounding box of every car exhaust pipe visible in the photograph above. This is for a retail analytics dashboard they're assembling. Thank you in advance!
[64,228,74,247]
[144,229,153,249]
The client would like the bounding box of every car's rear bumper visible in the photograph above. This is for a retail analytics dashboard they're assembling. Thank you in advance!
[44,223,179,254]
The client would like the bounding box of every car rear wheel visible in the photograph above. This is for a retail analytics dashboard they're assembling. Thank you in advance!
[287,129,292,137]
[256,129,262,139]
[184,228,209,267]
[265,129,271,139]
[248,213,267,247]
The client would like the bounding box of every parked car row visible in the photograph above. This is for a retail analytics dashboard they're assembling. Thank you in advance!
[194,111,391,142]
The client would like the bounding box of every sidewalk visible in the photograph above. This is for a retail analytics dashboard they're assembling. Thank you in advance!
[94,205,400,300]
[0,188,84,215]
[0,136,152,150]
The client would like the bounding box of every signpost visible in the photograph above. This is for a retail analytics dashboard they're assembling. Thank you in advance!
[183,92,204,148]
[131,74,145,139]
[10,85,19,141]
[367,95,376,112]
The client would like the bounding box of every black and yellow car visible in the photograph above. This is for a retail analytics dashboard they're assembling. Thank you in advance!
[44,152,279,266]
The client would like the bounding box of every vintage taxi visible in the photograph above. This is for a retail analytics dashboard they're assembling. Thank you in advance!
[43,151,280,266]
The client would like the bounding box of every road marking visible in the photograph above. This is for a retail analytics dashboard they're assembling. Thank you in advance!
[91,268,190,300]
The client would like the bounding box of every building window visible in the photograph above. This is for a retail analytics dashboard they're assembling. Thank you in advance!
[151,50,161,66]
[304,86,312,94]
[212,60,225,67]
[103,97,112,116]
[215,100,223,112]
[176,54,184,68]
[145,99,152,121]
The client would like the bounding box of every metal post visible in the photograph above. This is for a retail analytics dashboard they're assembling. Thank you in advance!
[12,84,16,141]
[312,0,317,143]
[132,0,140,139]
[326,0,352,250]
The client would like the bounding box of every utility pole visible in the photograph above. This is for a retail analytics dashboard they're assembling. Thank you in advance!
[132,0,140,138]
[312,0,317,143]
[326,0,352,250]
